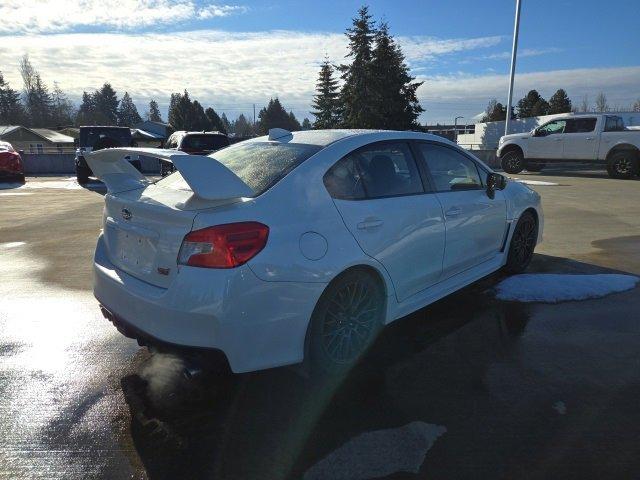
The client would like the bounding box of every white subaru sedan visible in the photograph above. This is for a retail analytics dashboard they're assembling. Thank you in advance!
[88,129,542,375]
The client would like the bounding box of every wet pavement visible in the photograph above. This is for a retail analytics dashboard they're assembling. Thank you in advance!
[1,172,639,479]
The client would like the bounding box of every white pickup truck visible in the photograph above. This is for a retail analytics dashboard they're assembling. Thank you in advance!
[497,114,640,179]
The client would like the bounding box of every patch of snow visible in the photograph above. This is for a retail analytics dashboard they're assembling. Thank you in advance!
[513,178,559,186]
[0,242,26,249]
[304,421,446,480]
[20,178,82,190]
[553,401,567,415]
[495,274,639,303]
[0,192,33,196]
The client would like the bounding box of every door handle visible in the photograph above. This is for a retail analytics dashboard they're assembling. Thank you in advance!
[586,137,594,140]
[445,207,462,217]
[357,218,384,230]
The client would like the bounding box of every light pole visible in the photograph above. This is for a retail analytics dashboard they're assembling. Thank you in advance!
[454,116,464,142]
[505,0,522,136]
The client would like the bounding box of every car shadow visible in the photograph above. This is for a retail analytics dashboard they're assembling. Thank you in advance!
[119,266,532,480]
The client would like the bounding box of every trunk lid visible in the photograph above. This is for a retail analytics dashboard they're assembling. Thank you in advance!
[102,182,243,288]
[87,148,254,288]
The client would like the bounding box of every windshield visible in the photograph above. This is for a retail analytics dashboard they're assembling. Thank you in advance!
[181,134,229,152]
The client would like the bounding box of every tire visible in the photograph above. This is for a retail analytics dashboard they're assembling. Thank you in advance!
[525,161,545,172]
[76,166,90,185]
[504,211,537,274]
[606,151,639,179]
[307,269,385,376]
[501,150,525,174]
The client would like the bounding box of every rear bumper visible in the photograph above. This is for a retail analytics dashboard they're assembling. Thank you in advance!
[93,234,326,373]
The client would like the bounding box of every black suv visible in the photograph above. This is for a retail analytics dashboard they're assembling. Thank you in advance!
[75,126,141,184]
[160,131,230,176]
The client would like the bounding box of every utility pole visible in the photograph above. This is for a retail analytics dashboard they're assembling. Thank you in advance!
[505,0,522,136]
[253,104,256,126]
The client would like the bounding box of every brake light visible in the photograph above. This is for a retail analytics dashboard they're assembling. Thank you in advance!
[178,222,269,269]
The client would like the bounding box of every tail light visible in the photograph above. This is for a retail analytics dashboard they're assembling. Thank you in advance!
[178,222,269,269]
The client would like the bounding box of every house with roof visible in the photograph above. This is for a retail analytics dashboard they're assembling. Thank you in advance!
[0,126,76,153]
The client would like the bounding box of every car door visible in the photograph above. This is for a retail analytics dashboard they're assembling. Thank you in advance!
[528,119,566,159]
[563,117,598,160]
[416,142,507,279]
[325,141,446,302]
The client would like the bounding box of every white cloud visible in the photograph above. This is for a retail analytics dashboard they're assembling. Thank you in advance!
[1,30,638,124]
[0,0,248,34]
[481,47,562,60]
[0,30,502,121]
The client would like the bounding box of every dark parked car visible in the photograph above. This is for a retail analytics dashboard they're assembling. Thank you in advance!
[75,126,142,184]
[0,141,25,183]
[160,131,230,176]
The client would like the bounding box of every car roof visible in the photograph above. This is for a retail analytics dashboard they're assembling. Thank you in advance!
[247,129,449,148]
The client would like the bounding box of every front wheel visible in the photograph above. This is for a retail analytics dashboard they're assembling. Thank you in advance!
[504,211,537,274]
[501,150,525,174]
[607,151,639,179]
[307,270,385,376]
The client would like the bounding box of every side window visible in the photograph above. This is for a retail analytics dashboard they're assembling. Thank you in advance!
[356,142,424,198]
[566,118,596,133]
[418,143,483,192]
[538,120,566,135]
[323,155,365,200]
[604,116,624,132]
[324,142,424,200]
[165,135,178,149]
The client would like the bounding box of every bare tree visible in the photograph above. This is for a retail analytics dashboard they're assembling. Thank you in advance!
[633,98,640,112]
[579,94,590,112]
[595,92,608,113]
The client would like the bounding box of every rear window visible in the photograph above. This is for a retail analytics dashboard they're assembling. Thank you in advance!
[213,142,322,195]
[80,128,131,149]
[181,134,229,151]
[158,141,322,196]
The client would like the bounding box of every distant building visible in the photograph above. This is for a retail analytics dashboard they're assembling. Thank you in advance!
[425,124,475,142]
[133,120,173,147]
[0,126,75,153]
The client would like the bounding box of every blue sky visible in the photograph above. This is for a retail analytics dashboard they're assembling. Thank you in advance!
[2,0,639,124]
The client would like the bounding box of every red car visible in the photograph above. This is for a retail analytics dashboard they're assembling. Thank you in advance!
[0,142,25,183]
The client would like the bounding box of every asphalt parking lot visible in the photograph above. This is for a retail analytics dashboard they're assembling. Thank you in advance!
[1,168,639,479]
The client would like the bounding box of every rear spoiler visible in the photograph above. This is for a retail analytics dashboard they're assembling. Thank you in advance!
[86,148,254,200]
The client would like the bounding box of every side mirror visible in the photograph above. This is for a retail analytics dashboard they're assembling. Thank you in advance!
[486,172,507,199]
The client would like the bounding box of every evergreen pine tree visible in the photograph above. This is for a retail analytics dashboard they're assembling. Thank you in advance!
[370,22,423,129]
[220,112,231,133]
[94,83,119,125]
[548,89,572,114]
[117,92,142,126]
[0,72,24,125]
[338,6,377,128]
[191,100,210,130]
[76,91,97,125]
[256,98,299,134]
[232,114,254,137]
[168,91,195,130]
[531,98,550,117]
[516,90,546,118]
[205,107,225,133]
[311,58,340,128]
[147,99,163,122]
[482,99,507,122]
[301,118,312,130]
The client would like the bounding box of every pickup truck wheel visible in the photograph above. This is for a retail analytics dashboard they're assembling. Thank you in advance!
[501,150,524,174]
[607,151,639,179]
[525,161,545,172]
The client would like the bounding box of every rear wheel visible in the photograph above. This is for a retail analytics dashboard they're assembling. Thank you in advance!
[308,270,385,376]
[501,150,524,174]
[607,151,639,179]
[525,161,545,172]
[504,211,537,274]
